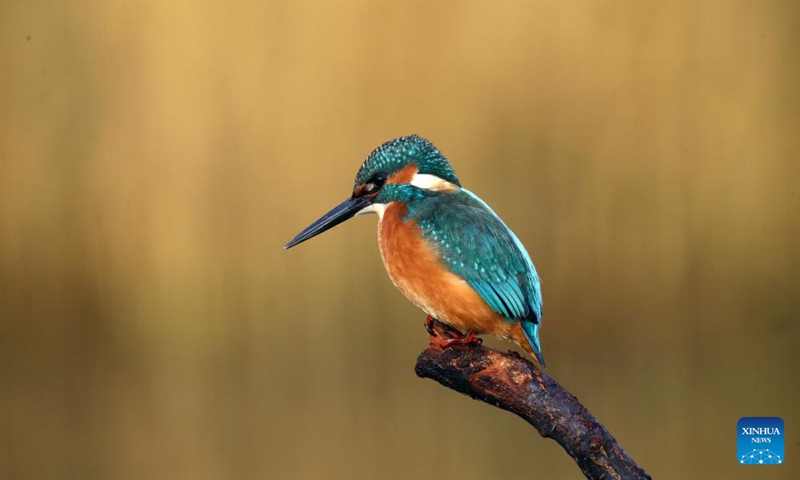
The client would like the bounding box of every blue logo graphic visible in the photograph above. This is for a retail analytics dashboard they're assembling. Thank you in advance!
[738,417,784,465]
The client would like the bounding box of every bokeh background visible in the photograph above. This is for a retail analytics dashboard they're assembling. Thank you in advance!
[1,1,798,479]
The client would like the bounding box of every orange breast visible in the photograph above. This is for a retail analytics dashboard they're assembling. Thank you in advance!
[377,202,513,339]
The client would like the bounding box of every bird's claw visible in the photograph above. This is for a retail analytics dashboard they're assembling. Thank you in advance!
[424,315,436,335]
[437,330,482,347]
[424,316,482,348]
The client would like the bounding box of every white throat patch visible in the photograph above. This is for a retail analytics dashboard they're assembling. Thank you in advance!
[356,203,387,219]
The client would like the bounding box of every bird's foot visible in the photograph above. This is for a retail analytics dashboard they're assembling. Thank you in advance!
[436,330,483,348]
[424,317,482,349]
[424,315,436,335]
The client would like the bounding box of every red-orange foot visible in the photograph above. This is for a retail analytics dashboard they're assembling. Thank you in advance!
[437,330,482,348]
[424,315,436,335]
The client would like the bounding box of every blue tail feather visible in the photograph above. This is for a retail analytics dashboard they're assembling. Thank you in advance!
[521,320,546,368]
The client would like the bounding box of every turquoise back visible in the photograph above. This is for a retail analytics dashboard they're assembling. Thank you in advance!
[406,189,542,322]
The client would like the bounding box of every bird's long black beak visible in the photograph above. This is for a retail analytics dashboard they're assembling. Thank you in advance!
[284,195,372,249]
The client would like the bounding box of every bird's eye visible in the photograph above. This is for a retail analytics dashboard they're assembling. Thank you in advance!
[363,173,387,194]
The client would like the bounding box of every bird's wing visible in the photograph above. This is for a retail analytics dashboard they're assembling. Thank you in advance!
[412,190,541,322]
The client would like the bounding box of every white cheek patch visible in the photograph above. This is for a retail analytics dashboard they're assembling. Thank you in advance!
[409,173,458,192]
[356,203,387,219]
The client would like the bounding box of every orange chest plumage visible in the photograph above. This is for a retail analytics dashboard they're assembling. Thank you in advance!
[376,202,512,338]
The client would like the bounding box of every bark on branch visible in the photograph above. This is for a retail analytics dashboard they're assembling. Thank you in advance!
[415,319,650,480]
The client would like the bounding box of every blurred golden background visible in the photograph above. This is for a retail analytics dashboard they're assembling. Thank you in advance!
[1,1,798,479]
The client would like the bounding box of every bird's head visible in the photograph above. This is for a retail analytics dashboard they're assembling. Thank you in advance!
[284,135,460,249]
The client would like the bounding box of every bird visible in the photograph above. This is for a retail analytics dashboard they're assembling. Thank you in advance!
[284,135,546,367]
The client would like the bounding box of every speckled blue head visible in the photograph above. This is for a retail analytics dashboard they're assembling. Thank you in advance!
[354,135,461,189]
[285,135,458,249]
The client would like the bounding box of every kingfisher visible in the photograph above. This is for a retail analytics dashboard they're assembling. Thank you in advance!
[284,135,546,366]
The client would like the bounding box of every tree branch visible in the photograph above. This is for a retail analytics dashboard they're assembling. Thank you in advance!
[415,319,650,480]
